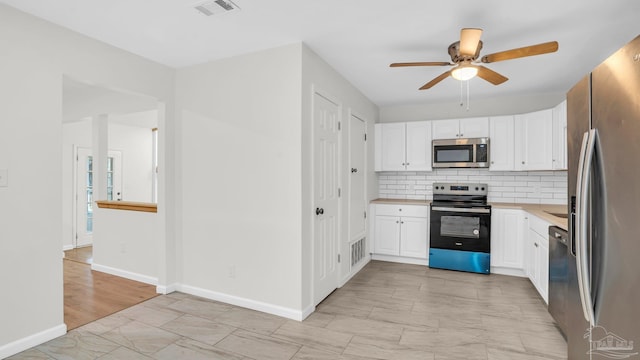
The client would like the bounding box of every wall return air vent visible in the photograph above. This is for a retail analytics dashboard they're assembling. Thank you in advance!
[194,0,240,16]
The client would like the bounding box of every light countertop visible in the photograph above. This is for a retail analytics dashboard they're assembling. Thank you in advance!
[370,199,568,230]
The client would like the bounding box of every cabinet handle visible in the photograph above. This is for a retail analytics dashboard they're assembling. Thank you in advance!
[522,161,525,164]
[491,161,494,164]
[534,242,539,248]
[396,220,399,224]
[460,133,463,137]
[401,221,404,224]
[399,208,402,212]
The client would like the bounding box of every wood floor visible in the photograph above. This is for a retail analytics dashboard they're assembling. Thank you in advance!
[63,246,158,330]
[12,260,567,359]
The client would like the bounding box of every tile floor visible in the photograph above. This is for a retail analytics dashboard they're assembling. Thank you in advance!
[9,261,567,359]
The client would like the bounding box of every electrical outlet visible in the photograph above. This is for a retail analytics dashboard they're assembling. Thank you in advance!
[228,265,236,278]
[0,169,7,187]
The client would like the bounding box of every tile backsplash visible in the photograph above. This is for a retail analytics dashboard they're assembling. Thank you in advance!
[378,169,568,204]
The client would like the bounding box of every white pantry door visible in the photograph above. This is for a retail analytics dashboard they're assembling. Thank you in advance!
[313,92,340,305]
[349,114,366,241]
[75,148,122,247]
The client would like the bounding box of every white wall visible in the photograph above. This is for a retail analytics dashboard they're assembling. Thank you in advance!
[0,4,174,358]
[176,44,304,317]
[92,208,158,284]
[300,45,379,310]
[109,121,154,203]
[380,93,564,123]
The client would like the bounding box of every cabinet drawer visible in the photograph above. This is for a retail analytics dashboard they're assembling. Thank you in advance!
[375,204,429,217]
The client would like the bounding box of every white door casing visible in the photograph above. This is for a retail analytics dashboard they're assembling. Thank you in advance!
[348,114,366,242]
[313,91,341,305]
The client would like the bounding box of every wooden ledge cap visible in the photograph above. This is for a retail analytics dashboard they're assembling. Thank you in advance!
[95,200,157,213]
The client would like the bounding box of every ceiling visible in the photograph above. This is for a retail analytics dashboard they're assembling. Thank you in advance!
[4,0,640,107]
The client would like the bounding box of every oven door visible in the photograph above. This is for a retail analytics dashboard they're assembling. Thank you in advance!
[430,206,491,253]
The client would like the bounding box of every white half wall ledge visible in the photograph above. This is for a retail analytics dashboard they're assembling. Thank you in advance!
[339,256,371,287]
[178,284,314,322]
[0,324,66,359]
[91,263,159,288]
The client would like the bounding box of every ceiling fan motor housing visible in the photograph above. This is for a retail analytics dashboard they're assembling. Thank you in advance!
[448,40,483,63]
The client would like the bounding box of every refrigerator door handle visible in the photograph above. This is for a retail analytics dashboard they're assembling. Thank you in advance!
[577,129,598,327]
[575,131,592,325]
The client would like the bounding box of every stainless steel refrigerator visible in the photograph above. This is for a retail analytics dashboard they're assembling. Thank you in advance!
[566,35,640,359]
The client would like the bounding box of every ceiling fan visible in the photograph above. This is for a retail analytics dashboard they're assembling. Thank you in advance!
[390,28,559,90]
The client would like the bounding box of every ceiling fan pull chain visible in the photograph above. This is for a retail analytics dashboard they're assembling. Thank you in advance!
[466,80,470,111]
[459,79,464,107]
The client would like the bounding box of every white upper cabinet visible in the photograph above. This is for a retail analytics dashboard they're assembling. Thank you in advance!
[376,123,406,171]
[375,121,432,171]
[489,115,515,171]
[552,100,568,170]
[514,109,553,171]
[405,122,432,171]
[432,117,489,140]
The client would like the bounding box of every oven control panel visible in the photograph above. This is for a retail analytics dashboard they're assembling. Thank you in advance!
[433,183,487,196]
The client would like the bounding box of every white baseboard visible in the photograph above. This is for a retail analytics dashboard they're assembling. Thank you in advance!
[491,266,527,277]
[371,254,429,266]
[178,284,307,321]
[156,283,179,295]
[91,263,158,286]
[62,244,74,251]
[0,324,66,359]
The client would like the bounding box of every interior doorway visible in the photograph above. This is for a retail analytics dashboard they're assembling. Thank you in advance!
[62,76,162,330]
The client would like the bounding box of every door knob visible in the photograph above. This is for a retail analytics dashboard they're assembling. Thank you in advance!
[316,207,324,215]
[351,168,358,173]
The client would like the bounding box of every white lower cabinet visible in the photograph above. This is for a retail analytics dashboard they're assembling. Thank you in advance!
[525,214,551,304]
[371,204,429,262]
[490,209,526,274]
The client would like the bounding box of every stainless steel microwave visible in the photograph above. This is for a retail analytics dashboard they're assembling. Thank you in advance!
[432,137,490,168]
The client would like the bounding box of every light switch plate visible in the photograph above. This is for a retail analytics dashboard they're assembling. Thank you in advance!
[0,169,8,187]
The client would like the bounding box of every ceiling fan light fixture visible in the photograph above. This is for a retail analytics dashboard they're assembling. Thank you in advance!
[451,65,478,81]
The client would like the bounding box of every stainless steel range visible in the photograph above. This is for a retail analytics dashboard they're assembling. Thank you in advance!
[429,183,491,274]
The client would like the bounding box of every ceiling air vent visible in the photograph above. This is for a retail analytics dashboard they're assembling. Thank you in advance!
[194,0,241,16]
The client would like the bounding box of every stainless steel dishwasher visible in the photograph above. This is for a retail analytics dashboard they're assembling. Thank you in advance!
[548,226,568,337]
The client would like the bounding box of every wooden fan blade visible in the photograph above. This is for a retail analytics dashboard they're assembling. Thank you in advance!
[481,41,559,63]
[460,28,483,56]
[419,70,452,90]
[476,66,508,85]
[390,62,452,67]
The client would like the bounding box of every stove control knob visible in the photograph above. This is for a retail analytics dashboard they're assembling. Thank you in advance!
[481,187,485,191]
[475,187,479,191]
[473,229,479,235]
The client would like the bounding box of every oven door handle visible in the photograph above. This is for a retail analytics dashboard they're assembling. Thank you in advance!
[431,206,490,214]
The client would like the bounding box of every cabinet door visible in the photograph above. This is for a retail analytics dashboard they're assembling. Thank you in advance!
[489,116,515,171]
[459,117,489,138]
[552,100,568,170]
[515,109,553,170]
[380,123,406,171]
[405,121,432,171]
[399,216,428,259]
[431,119,460,139]
[539,240,549,304]
[527,227,541,285]
[491,209,524,269]
[374,216,400,255]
